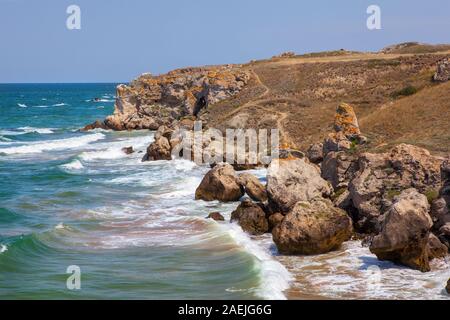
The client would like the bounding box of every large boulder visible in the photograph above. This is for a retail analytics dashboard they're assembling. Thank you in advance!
[370,189,433,272]
[306,143,324,164]
[438,223,450,249]
[321,151,359,190]
[431,160,450,231]
[427,233,448,260]
[238,173,267,202]
[272,198,353,255]
[142,136,172,161]
[267,159,333,213]
[268,212,284,231]
[195,163,244,202]
[230,200,269,235]
[349,144,442,233]
[433,58,450,82]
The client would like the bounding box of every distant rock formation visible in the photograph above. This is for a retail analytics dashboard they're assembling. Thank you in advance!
[433,58,450,82]
[83,66,250,131]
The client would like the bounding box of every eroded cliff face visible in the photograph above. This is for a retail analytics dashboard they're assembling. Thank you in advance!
[85,65,250,131]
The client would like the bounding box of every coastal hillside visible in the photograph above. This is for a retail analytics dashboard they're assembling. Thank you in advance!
[86,43,450,156]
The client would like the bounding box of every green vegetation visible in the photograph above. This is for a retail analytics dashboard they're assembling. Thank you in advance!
[392,85,418,98]
[425,188,440,205]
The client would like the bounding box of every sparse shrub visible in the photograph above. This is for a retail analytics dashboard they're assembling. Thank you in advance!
[392,85,418,98]
[425,188,439,205]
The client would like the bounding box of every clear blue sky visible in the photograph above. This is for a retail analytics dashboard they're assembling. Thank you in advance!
[0,0,449,83]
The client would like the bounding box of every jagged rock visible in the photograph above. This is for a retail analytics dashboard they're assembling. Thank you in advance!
[446,278,450,294]
[230,199,269,235]
[90,66,250,131]
[349,144,442,233]
[438,223,450,249]
[323,131,352,155]
[321,151,359,190]
[206,212,225,221]
[279,149,305,160]
[155,125,174,140]
[238,173,267,202]
[267,159,333,213]
[433,58,450,82]
[432,160,450,231]
[427,233,448,260]
[370,189,433,272]
[81,120,109,131]
[268,213,284,231]
[307,143,324,164]
[272,198,353,255]
[142,136,172,161]
[195,163,244,202]
[121,146,134,155]
[334,102,361,137]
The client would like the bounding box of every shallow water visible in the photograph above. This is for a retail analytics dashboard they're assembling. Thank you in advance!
[0,84,448,300]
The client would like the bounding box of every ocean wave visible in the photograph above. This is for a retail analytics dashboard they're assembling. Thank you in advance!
[60,159,84,171]
[52,103,69,107]
[80,148,127,161]
[0,244,7,254]
[226,225,292,300]
[0,133,105,155]
[0,127,54,136]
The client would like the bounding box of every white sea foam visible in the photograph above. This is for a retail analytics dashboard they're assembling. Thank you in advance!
[0,133,105,155]
[17,103,28,108]
[52,103,69,107]
[60,159,84,171]
[226,224,292,300]
[17,127,54,134]
[0,244,7,254]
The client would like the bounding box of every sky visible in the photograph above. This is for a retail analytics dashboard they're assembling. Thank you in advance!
[0,0,449,83]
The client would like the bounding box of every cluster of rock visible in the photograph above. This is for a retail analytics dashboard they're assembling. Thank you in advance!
[197,102,449,274]
[433,58,450,82]
[83,66,250,131]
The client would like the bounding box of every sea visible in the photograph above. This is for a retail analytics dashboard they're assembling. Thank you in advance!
[0,83,448,300]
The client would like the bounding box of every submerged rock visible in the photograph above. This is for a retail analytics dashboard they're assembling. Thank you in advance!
[230,199,269,235]
[370,189,433,272]
[446,279,450,294]
[142,136,172,161]
[267,158,333,213]
[206,212,225,221]
[272,198,353,255]
[195,163,244,202]
[121,146,134,155]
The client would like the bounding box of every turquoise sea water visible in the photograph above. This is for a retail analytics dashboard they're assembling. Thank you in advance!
[0,84,290,299]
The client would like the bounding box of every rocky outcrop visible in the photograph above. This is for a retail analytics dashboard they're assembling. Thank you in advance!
[433,58,450,82]
[84,66,250,131]
[206,212,225,221]
[349,144,442,233]
[238,173,267,202]
[268,212,284,231]
[267,158,333,213]
[306,143,324,164]
[230,200,269,235]
[195,163,244,202]
[121,146,134,155]
[323,103,366,156]
[438,223,450,249]
[142,136,172,161]
[369,189,433,272]
[321,151,359,190]
[427,233,448,260]
[446,279,450,294]
[272,198,353,255]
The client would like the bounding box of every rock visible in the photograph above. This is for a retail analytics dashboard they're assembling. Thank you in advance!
[433,58,450,82]
[267,158,333,213]
[323,132,352,155]
[142,136,172,161]
[195,163,244,202]
[230,200,269,235]
[91,66,250,131]
[206,212,225,221]
[279,149,306,160]
[121,146,134,155]
[155,125,174,140]
[81,120,109,131]
[268,213,284,231]
[238,173,267,202]
[438,223,450,249]
[427,233,448,260]
[306,143,324,164]
[321,151,359,190]
[272,198,353,255]
[349,144,442,233]
[334,102,361,137]
[446,279,450,294]
[369,189,433,272]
